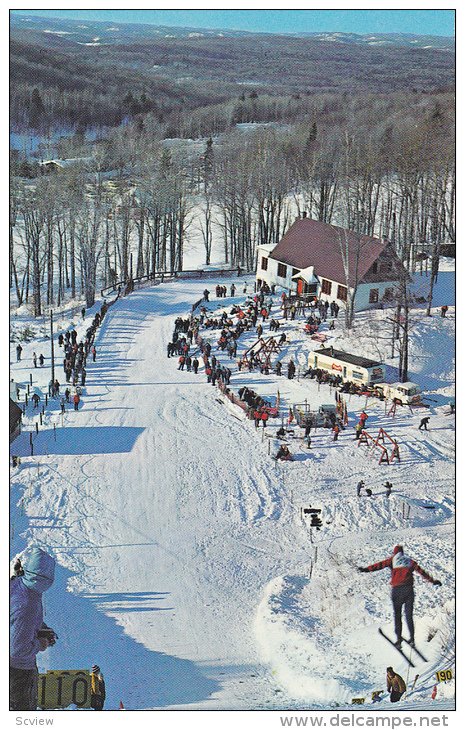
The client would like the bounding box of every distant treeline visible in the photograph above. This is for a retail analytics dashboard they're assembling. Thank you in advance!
[10,30,454,137]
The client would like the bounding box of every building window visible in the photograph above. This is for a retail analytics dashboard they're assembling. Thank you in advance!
[383,287,394,302]
[292,268,300,277]
[369,288,379,303]
[337,285,347,301]
[321,279,332,295]
[277,263,287,278]
[261,256,268,271]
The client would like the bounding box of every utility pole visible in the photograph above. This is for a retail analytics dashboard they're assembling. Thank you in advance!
[50,310,55,383]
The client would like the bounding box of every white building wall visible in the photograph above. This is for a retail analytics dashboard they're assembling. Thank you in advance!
[354,281,397,311]
[256,250,399,313]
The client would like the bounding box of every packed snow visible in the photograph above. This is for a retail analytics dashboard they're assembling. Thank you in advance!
[10,263,455,711]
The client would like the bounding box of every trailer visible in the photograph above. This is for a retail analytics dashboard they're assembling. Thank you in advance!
[310,347,385,386]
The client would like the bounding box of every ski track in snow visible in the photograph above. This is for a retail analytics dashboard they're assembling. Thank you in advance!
[10,275,455,710]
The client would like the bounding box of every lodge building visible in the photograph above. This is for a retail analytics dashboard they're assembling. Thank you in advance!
[256,214,404,312]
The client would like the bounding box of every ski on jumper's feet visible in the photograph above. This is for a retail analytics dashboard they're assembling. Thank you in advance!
[401,638,428,663]
[378,628,415,667]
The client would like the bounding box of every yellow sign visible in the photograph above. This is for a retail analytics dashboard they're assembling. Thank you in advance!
[38,670,92,709]
[351,698,365,705]
[435,669,454,683]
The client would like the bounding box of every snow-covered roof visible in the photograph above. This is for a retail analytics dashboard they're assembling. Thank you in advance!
[291,266,318,284]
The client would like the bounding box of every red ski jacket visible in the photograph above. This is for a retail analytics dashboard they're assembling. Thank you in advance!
[364,551,435,588]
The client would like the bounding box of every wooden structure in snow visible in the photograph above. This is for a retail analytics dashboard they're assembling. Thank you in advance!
[239,336,281,370]
[358,428,400,465]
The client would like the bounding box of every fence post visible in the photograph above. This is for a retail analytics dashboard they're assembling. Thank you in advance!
[29,373,32,386]
[35,422,39,434]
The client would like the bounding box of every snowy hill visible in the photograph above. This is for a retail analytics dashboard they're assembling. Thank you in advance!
[10,267,454,711]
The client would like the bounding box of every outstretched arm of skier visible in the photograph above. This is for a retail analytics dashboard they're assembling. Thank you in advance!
[412,561,441,585]
[357,557,392,573]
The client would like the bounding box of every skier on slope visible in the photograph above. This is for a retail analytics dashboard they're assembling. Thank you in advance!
[358,545,441,648]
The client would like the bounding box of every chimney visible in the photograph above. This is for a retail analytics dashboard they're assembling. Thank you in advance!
[302,211,307,219]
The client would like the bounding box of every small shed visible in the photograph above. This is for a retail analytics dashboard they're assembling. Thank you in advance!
[311,347,385,386]
[10,398,23,443]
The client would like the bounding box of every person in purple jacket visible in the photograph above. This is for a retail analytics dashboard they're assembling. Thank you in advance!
[10,547,57,710]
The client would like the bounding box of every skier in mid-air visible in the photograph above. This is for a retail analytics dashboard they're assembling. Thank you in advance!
[358,545,441,648]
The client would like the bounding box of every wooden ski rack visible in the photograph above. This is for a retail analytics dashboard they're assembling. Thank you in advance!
[358,428,400,465]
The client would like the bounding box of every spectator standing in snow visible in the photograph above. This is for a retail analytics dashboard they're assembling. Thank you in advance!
[193,357,199,374]
[60,397,65,415]
[73,393,80,411]
[32,352,37,368]
[440,305,448,318]
[91,346,97,362]
[32,394,40,409]
[385,481,393,497]
[332,424,340,441]
[10,548,57,710]
[203,289,210,302]
[90,665,106,711]
[358,545,441,648]
[356,480,365,497]
[287,360,296,380]
[419,417,430,431]
[16,344,22,361]
[386,667,406,703]
[38,354,44,367]
[81,307,86,320]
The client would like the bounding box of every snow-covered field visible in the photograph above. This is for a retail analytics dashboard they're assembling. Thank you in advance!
[9,265,455,711]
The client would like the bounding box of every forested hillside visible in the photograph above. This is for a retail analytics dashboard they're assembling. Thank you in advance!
[10,14,454,136]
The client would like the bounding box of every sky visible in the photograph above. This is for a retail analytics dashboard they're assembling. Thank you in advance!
[10,9,455,37]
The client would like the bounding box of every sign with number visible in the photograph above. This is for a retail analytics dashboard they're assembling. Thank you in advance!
[38,670,92,709]
[435,669,453,683]
[351,697,365,705]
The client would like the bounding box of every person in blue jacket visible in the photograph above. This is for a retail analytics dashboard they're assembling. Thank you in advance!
[10,547,57,710]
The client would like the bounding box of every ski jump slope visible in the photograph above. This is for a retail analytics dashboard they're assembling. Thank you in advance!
[10,275,455,710]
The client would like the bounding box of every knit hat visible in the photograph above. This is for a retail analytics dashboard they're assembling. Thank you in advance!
[91,665,100,673]
[393,545,404,555]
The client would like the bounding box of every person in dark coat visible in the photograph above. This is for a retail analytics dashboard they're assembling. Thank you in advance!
[358,545,441,647]
[16,344,23,361]
[419,417,430,431]
[193,357,199,374]
[275,444,292,461]
[38,354,44,367]
[287,360,296,380]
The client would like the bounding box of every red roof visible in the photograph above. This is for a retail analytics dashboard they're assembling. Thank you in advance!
[269,217,391,288]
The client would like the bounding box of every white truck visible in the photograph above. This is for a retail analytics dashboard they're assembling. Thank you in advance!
[374,381,422,405]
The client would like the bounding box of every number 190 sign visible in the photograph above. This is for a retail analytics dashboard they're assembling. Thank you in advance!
[435,669,454,683]
[38,670,92,709]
